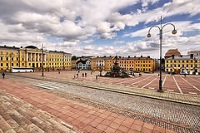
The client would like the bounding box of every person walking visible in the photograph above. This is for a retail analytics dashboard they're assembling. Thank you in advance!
[2,72,5,79]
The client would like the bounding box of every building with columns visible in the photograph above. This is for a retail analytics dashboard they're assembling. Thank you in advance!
[0,45,71,72]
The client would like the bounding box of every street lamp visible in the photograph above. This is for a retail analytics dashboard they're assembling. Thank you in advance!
[41,44,44,77]
[9,53,15,72]
[147,16,177,92]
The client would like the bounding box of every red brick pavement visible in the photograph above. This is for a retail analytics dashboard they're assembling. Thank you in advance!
[0,78,177,133]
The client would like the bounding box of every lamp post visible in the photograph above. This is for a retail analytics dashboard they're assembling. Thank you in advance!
[41,44,44,77]
[10,53,14,72]
[147,16,177,92]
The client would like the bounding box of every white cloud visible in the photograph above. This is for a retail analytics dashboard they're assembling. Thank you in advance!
[82,39,94,44]
[0,0,199,58]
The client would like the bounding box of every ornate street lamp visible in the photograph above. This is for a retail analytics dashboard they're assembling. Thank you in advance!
[41,44,45,77]
[147,16,177,92]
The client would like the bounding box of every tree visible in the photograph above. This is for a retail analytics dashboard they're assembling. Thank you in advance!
[71,55,77,60]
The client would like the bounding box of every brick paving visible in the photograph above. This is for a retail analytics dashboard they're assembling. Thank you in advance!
[0,76,178,133]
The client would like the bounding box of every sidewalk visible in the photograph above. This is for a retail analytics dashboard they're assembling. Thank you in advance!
[0,78,177,133]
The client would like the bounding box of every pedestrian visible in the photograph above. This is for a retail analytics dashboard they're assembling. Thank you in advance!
[85,73,87,77]
[82,73,84,77]
[74,74,76,78]
[2,72,5,79]
[96,75,98,80]
[76,73,78,78]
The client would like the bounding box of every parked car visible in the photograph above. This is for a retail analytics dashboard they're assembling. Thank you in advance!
[180,72,188,75]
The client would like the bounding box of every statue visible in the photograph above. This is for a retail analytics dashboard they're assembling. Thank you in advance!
[104,56,129,78]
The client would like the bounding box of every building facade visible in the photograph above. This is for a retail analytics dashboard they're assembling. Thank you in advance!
[117,56,135,71]
[76,59,91,70]
[165,54,200,74]
[90,56,155,72]
[133,56,156,72]
[91,56,114,71]
[0,45,71,72]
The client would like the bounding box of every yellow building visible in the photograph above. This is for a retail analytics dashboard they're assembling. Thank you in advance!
[133,56,156,72]
[91,56,114,71]
[0,46,22,72]
[117,56,135,71]
[165,54,200,74]
[0,45,71,72]
[91,56,155,72]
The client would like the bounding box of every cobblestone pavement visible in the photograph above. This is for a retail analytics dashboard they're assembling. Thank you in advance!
[0,76,178,133]
[2,74,200,133]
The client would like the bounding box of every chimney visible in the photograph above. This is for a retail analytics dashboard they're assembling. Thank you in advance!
[172,55,175,59]
[190,54,194,59]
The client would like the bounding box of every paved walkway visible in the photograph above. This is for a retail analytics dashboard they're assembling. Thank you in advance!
[12,72,200,106]
[0,78,177,133]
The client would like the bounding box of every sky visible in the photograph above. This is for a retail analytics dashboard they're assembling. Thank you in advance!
[0,0,200,58]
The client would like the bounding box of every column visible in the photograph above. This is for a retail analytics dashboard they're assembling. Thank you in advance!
[26,53,28,62]
[34,53,36,62]
[30,53,32,62]
[44,54,46,62]
[37,53,40,61]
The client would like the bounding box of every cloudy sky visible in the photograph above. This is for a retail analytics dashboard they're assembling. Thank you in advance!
[0,0,200,58]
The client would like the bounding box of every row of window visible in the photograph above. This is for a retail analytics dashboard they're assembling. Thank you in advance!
[0,57,21,61]
[0,63,22,67]
[166,60,198,63]
[166,64,198,67]
[135,61,152,63]
[136,68,151,71]
[136,64,151,67]
[0,62,71,67]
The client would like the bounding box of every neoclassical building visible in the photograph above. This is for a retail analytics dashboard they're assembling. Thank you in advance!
[0,45,71,72]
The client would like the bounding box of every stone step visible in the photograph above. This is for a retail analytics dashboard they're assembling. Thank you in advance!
[0,91,76,133]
